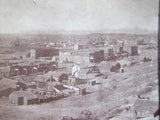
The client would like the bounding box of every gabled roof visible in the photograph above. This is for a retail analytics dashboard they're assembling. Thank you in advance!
[54,85,67,91]
[10,91,37,99]
[0,78,17,91]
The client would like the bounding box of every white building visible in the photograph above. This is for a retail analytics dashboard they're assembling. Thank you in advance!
[59,51,73,63]
[72,65,80,78]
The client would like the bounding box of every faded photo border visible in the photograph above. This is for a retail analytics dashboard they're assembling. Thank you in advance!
[0,0,159,120]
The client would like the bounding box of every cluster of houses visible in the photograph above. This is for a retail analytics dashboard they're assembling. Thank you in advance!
[0,37,144,106]
[0,41,140,78]
[0,62,58,78]
[8,68,99,105]
[5,56,109,105]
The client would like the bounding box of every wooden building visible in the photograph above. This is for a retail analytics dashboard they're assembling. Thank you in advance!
[0,78,17,97]
[89,50,104,63]
[9,91,38,105]
[79,88,86,96]
[35,48,59,59]
[131,46,139,56]
[87,80,96,86]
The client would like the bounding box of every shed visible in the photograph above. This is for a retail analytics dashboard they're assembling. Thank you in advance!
[79,88,86,96]
[131,46,138,56]
[9,91,38,105]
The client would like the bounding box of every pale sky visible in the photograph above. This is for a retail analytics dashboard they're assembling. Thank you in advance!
[0,0,159,34]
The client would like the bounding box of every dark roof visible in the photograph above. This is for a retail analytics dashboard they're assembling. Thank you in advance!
[36,48,59,58]
[46,71,68,81]
[16,82,27,90]
[54,85,67,91]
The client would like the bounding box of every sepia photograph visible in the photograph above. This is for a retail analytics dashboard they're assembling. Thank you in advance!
[0,0,159,120]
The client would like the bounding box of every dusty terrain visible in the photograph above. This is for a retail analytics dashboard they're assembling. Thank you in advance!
[0,34,159,120]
